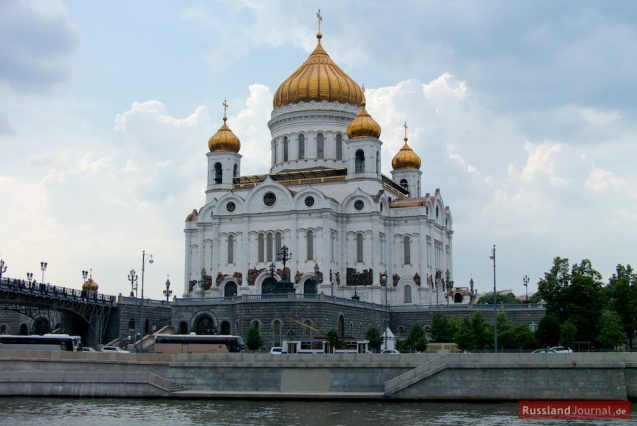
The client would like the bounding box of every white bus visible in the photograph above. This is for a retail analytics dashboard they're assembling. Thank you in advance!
[154,334,245,354]
[0,334,83,352]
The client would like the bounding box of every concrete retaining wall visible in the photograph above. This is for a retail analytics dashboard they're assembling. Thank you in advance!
[0,351,634,401]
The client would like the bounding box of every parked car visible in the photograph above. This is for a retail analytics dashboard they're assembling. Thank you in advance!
[549,346,573,353]
[270,346,286,354]
[101,346,130,353]
[381,349,400,354]
[82,347,97,352]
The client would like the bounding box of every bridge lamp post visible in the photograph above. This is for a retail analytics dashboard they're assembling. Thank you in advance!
[163,275,172,302]
[523,274,529,303]
[381,273,388,350]
[0,259,7,282]
[40,261,47,285]
[490,245,497,353]
[26,272,33,287]
[445,269,454,306]
[139,251,153,353]
[350,270,361,301]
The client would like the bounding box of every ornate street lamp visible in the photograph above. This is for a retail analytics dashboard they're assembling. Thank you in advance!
[469,277,477,303]
[26,272,33,287]
[350,270,361,301]
[445,269,454,305]
[128,269,138,298]
[523,274,529,303]
[277,246,292,281]
[0,259,7,282]
[139,251,153,352]
[489,245,497,353]
[381,273,388,350]
[40,261,47,285]
[163,274,172,302]
[268,262,276,277]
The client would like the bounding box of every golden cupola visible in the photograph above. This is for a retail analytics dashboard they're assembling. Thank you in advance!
[346,98,381,139]
[82,277,99,292]
[273,31,364,109]
[208,106,241,153]
[392,135,422,170]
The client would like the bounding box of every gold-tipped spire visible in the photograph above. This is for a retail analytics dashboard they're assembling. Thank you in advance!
[208,100,241,153]
[391,122,421,170]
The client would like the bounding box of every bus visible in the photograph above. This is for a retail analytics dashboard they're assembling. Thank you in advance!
[282,337,369,354]
[0,334,83,352]
[154,334,245,354]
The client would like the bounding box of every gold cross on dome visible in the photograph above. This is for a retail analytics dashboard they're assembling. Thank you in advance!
[222,99,228,116]
[404,121,408,138]
[316,9,322,32]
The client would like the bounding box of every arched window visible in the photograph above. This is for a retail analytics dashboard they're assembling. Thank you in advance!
[304,278,317,295]
[317,133,324,159]
[307,230,314,260]
[214,162,222,184]
[356,233,363,263]
[336,134,343,160]
[400,179,409,192]
[227,234,234,264]
[179,321,188,334]
[355,150,365,173]
[454,292,463,303]
[258,234,265,262]
[338,315,345,337]
[298,134,305,159]
[233,164,239,183]
[283,137,289,161]
[251,320,260,331]
[220,321,231,335]
[266,233,273,262]
[404,285,412,303]
[376,152,380,175]
[128,318,135,330]
[275,232,282,255]
[404,236,411,265]
[224,281,237,297]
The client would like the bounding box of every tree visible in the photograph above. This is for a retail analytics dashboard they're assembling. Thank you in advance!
[536,312,560,347]
[538,257,605,347]
[471,312,490,350]
[608,264,637,348]
[453,318,475,351]
[325,328,341,353]
[514,324,538,350]
[431,313,454,342]
[364,326,383,352]
[495,312,516,349]
[598,312,626,350]
[403,323,428,352]
[476,292,521,305]
[246,324,263,352]
[559,319,577,350]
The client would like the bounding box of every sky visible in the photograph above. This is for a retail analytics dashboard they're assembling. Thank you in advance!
[1,0,636,301]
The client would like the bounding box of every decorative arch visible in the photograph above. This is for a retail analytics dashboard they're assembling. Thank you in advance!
[338,314,345,337]
[214,162,222,184]
[454,292,463,303]
[355,149,365,172]
[224,281,238,297]
[220,320,231,335]
[303,277,317,295]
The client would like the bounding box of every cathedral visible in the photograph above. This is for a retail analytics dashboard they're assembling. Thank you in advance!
[182,19,454,308]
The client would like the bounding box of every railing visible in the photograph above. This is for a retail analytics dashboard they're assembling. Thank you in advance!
[0,276,117,306]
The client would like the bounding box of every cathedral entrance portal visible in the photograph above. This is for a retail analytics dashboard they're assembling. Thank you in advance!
[304,278,317,295]
[262,277,277,294]
[224,281,237,297]
[195,315,215,335]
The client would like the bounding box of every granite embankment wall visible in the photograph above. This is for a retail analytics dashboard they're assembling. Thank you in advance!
[0,351,635,401]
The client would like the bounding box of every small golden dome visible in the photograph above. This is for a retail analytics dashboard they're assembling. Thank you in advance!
[208,115,241,153]
[273,32,364,109]
[83,278,99,292]
[346,100,381,139]
[392,136,422,170]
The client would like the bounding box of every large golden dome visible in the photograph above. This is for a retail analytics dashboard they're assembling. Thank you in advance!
[208,114,241,153]
[346,99,381,139]
[392,136,422,170]
[273,32,364,109]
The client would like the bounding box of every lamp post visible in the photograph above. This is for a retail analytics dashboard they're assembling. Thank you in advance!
[445,269,454,305]
[469,277,476,303]
[277,246,292,281]
[489,245,497,353]
[40,261,47,284]
[0,259,7,282]
[163,274,172,302]
[523,274,529,303]
[350,270,361,301]
[26,272,33,287]
[139,251,153,353]
[381,273,388,350]
[128,269,138,298]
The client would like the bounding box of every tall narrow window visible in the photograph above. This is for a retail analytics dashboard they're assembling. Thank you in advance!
[404,285,412,303]
[355,150,365,172]
[266,233,273,262]
[273,320,281,345]
[317,133,324,159]
[227,235,234,264]
[275,232,282,256]
[283,137,289,161]
[214,162,222,184]
[376,152,380,176]
[298,134,305,159]
[307,230,314,260]
[233,164,239,183]
[356,233,363,263]
[336,134,342,160]
[404,236,411,265]
[272,140,277,164]
[258,234,265,262]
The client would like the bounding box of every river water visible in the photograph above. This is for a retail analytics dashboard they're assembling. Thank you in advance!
[0,398,634,425]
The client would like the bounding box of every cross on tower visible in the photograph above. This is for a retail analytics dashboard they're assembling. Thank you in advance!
[222,99,228,117]
[316,9,322,33]
[404,121,408,140]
